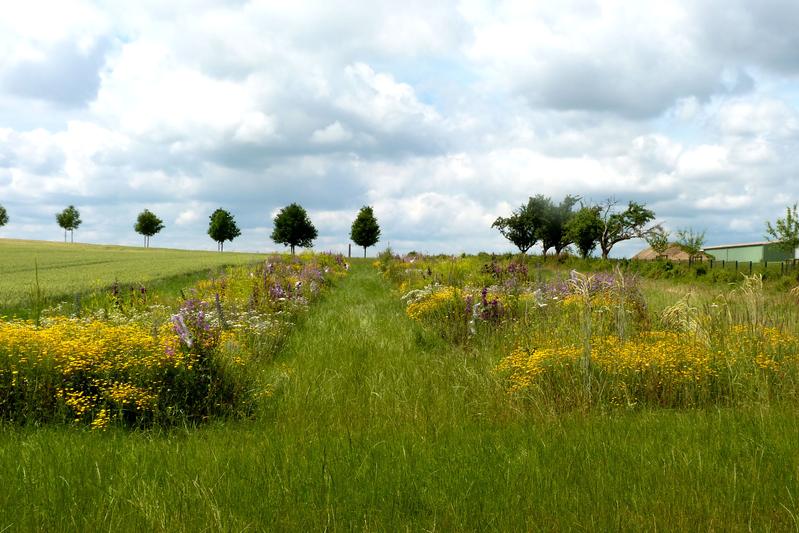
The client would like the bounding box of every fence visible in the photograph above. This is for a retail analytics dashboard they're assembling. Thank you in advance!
[705,258,799,275]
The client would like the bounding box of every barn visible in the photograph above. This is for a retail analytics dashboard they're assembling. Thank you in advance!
[632,243,709,262]
[701,241,795,262]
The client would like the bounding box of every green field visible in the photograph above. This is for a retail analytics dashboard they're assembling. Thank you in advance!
[0,258,798,530]
[0,239,266,315]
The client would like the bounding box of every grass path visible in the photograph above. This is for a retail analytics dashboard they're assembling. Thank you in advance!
[0,262,798,530]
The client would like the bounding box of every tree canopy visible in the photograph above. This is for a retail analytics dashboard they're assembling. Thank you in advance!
[766,204,799,253]
[271,203,318,255]
[645,226,670,258]
[0,204,7,228]
[565,205,603,258]
[492,195,549,254]
[597,199,658,259]
[134,209,165,248]
[55,205,82,243]
[208,208,242,252]
[350,205,381,257]
[540,195,580,256]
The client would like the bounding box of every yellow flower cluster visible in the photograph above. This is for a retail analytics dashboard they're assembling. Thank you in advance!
[496,345,583,392]
[0,318,186,375]
[497,326,799,405]
[406,287,463,321]
[0,318,190,427]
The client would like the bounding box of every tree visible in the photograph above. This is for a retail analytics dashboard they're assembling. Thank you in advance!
[56,205,82,243]
[646,227,670,258]
[271,203,318,255]
[350,205,381,258]
[597,199,658,260]
[134,209,165,248]
[676,227,706,262]
[766,204,799,253]
[541,195,580,257]
[0,204,7,229]
[565,205,603,258]
[208,208,241,252]
[492,195,549,254]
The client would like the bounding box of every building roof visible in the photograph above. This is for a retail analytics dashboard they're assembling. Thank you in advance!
[633,243,709,261]
[702,241,773,251]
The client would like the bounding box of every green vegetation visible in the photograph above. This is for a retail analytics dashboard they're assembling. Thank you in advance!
[766,203,799,252]
[207,208,241,252]
[134,209,165,248]
[271,202,318,255]
[0,239,265,315]
[350,205,381,257]
[55,205,82,244]
[0,261,797,530]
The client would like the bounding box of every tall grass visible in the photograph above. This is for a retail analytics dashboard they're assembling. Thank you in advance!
[0,262,797,530]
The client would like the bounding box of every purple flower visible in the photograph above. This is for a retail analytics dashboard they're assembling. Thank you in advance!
[171,313,193,348]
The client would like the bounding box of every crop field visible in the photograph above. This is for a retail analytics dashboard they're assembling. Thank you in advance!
[0,246,798,530]
[0,239,267,314]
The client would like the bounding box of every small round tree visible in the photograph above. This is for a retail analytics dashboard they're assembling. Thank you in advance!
[208,208,241,251]
[676,227,706,263]
[0,204,8,229]
[645,227,670,259]
[271,203,318,255]
[134,209,165,248]
[350,205,381,258]
[56,205,82,243]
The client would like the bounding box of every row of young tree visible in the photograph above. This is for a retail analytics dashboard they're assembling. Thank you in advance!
[0,203,382,255]
[4,198,799,259]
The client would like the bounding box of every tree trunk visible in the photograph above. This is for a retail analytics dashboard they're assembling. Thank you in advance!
[363,246,367,258]
[64,229,67,243]
[291,245,295,255]
[70,230,74,244]
[221,241,224,252]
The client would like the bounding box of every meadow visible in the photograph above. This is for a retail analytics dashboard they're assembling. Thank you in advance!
[0,243,797,530]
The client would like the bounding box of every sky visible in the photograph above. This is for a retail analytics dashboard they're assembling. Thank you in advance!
[1,0,798,256]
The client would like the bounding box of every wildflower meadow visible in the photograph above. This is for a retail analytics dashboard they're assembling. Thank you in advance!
[0,241,797,530]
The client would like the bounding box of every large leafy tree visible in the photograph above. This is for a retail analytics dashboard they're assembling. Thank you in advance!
[766,204,799,253]
[541,194,580,257]
[134,209,165,248]
[565,205,603,258]
[208,208,242,252]
[0,204,8,229]
[350,205,381,258]
[492,195,550,254]
[56,205,82,243]
[597,199,658,259]
[271,203,318,255]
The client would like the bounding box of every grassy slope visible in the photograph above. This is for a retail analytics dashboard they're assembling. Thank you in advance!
[0,239,266,314]
[0,262,797,530]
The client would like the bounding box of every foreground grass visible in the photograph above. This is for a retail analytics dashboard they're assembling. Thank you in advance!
[0,238,265,314]
[0,262,797,530]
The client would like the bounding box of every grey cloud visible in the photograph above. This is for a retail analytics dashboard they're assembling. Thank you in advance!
[696,0,799,74]
[2,38,111,107]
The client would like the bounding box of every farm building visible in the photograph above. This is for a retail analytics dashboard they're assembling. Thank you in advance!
[632,243,710,261]
[702,241,795,262]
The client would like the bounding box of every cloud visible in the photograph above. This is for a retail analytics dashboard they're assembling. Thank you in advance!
[0,1,799,255]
